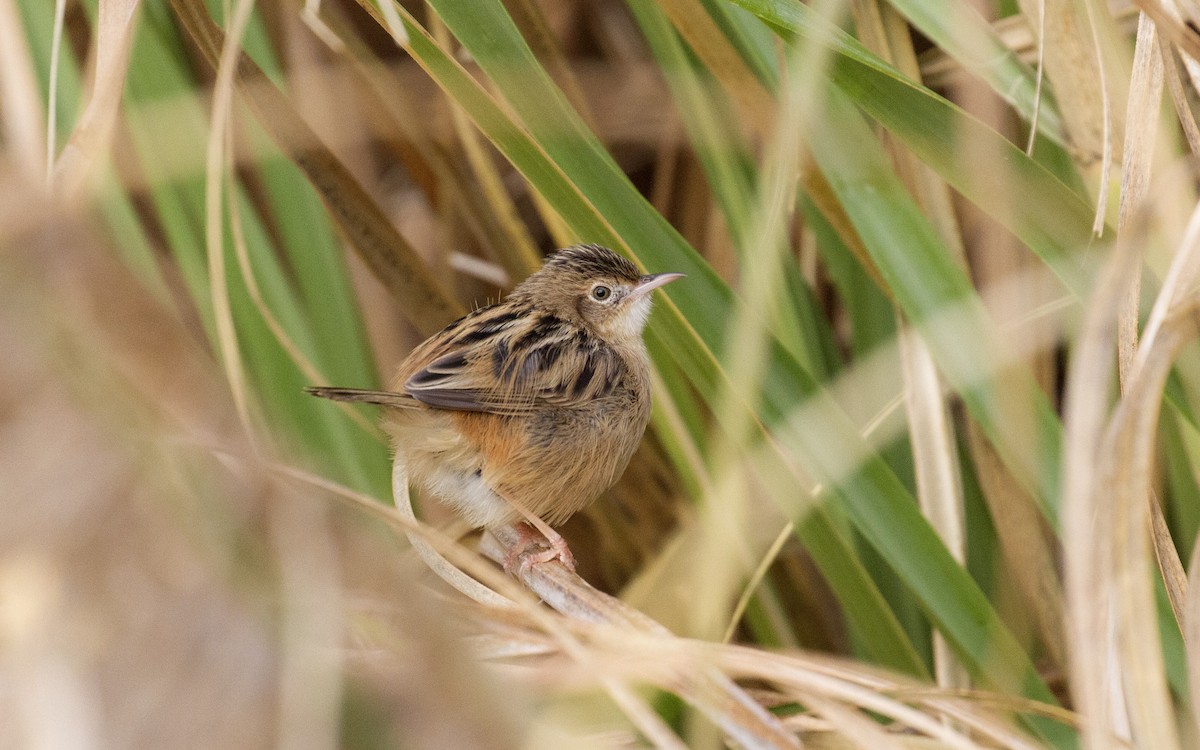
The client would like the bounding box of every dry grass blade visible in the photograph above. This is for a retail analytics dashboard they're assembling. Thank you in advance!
[1135,0,1200,62]
[478,529,1053,749]
[722,521,794,645]
[964,418,1066,667]
[1114,17,1191,630]
[484,527,669,631]
[800,693,907,750]
[169,0,463,336]
[53,0,141,199]
[1187,531,1200,731]
[1064,189,1198,750]
[1119,11,1163,222]
[1116,13,1161,383]
[854,0,971,692]
[948,0,1069,674]
[1061,234,1141,749]
[481,529,803,749]
[1026,0,1048,153]
[1081,0,1119,236]
[224,164,379,438]
[426,14,541,278]
[1015,0,1123,231]
[1135,204,1200,624]
[1099,306,1196,750]
[656,0,774,127]
[708,644,1046,749]
[1161,40,1200,159]
[0,0,46,180]
[1138,201,1200,370]
[46,0,66,179]
[205,0,258,442]
[657,0,890,295]
[898,323,969,691]
[1150,486,1189,629]
[392,459,516,609]
[1156,0,1200,159]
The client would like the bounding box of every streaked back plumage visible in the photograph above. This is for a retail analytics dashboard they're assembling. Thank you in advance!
[308,244,679,530]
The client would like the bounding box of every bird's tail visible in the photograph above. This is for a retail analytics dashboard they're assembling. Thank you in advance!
[304,386,413,407]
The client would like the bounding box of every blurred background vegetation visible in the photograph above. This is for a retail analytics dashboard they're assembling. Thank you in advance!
[5,0,1200,746]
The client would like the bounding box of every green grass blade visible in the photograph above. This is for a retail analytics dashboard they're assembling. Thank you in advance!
[810,88,1065,521]
[116,3,390,496]
[884,0,1067,145]
[628,0,838,379]
[729,0,1099,299]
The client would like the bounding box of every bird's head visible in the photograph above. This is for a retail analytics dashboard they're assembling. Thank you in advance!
[514,244,683,342]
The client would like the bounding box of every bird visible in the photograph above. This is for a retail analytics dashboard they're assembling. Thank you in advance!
[307,244,683,572]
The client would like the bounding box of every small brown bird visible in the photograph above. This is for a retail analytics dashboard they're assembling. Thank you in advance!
[308,244,682,571]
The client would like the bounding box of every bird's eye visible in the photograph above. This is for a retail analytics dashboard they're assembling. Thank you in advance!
[591,285,612,301]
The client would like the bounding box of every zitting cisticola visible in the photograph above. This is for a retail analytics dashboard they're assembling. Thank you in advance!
[308,244,682,571]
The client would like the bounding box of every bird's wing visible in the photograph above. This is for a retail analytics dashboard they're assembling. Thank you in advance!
[404,314,624,416]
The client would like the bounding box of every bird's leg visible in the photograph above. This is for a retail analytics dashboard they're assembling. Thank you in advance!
[499,495,576,573]
[505,521,576,574]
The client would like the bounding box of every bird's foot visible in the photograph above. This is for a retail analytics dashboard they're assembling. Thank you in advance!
[503,522,576,575]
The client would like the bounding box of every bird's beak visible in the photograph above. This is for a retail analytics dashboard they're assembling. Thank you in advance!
[630,272,684,300]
